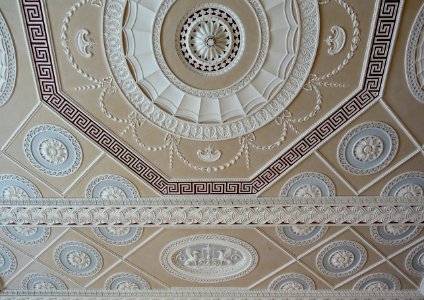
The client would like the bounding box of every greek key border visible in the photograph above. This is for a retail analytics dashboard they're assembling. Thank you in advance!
[0,197,422,226]
[20,0,401,195]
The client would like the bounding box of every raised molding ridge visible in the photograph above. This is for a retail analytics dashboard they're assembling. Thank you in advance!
[0,289,422,299]
[0,197,422,226]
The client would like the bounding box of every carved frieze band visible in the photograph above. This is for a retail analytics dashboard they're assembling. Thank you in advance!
[0,197,422,226]
[20,0,402,195]
[0,289,422,299]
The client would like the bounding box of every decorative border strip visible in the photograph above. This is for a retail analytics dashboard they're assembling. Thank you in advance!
[0,197,422,226]
[0,289,422,299]
[20,0,401,195]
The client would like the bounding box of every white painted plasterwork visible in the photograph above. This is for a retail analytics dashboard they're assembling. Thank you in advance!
[105,0,319,140]
[268,273,315,291]
[382,172,424,197]
[316,240,367,278]
[54,241,103,277]
[0,197,422,226]
[0,289,422,299]
[352,273,401,291]
[370,225,422,245]
[159,234,259,283]
[0,10,16,107]
[104,273,150,290]
[23,125,82,177]
[405,2,424,104]
[160,234,258,283]
[280,172,336,197]
[22,273,67,291]
[338,122,398,175]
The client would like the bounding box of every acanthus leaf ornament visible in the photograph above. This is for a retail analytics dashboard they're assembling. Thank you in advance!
[76,29,95,58]
[326,25,346,55]
[197,146,222,162]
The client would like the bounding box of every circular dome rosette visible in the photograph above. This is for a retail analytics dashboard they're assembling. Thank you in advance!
[105,0,319,140]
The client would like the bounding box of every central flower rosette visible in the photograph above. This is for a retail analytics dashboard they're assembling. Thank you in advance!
[178,5,243,76]
[106,0,319,139]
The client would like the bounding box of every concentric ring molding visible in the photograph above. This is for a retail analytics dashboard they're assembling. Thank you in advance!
[105,0,319,140]
[22,273,67,290]
[0,11,16,107]
[160,234,258,283]
[54,241,103,277]
[23,124,82,177]
[105,273,150,290]
[338,122,398,175]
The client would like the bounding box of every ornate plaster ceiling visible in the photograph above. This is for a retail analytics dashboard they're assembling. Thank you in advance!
[0,0,423,299]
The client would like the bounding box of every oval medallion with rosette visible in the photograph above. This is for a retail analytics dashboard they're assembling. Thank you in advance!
[160,234,258,283]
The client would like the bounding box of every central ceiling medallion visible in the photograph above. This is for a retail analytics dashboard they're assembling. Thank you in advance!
[177,4,244,76]
[105,0,319,140]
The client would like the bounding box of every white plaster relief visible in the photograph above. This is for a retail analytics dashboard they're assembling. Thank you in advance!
[405,243,424,277]
[352,273,400,291]
[22,273,67,290]
[160,234,258,283]
[0,174,42,199]
[0,11,16,107]
[106,0,319,139]
[326,26,346,55]
[177,4,244,76]
[280,172,336,197]
[370,225,422,246]
[381,172,424,197]
[197,146,222,162]
[405,2,424,103]
[54,241,103,277]
[23,125,82,177]
[85,174,139,199]
[338,122,398,175]
[0,243,17,276]
[75,29,95,58]
[0,197,421,226]
[105,273,150,290]
[316,240,367,277]
[268,273,315,291]
[276,226,328,246]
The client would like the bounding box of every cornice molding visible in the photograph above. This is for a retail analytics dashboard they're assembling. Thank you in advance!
[0,289,422,299]
[0,197,422,226]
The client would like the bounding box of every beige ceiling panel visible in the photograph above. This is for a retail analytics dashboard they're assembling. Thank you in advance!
[36,229,121,287]
[3,105,103,194]
[318,101,419,192]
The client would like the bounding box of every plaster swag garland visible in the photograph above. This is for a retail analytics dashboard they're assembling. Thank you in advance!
[62,0,361,174]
